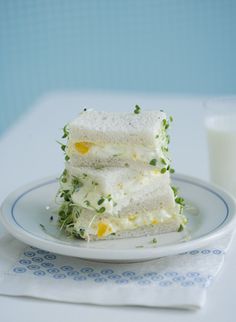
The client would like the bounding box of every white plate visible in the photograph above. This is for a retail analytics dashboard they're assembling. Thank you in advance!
[1,174,236,263]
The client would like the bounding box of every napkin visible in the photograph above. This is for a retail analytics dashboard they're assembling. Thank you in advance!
[0,233,233,310]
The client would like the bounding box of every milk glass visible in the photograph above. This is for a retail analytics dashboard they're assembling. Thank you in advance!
[205,97,236,196]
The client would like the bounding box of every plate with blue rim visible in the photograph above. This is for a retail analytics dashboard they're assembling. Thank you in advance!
[1,174,236,263]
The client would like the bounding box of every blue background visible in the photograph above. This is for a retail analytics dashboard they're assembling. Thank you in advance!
[1,0,236,135]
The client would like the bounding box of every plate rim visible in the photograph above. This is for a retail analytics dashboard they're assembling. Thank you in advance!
[1,173,236,262]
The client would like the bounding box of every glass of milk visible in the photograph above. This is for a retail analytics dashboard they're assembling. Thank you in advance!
[205,97,236,196]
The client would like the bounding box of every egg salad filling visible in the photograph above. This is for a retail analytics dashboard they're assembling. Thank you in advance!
[59,205,187,240]
[69,141,169,168]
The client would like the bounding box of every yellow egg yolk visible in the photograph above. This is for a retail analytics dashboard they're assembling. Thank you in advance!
[74,142,93,155]
[128,214,137,221]
[97,222,108,238]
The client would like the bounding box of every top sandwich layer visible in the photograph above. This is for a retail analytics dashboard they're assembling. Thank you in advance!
[66,109,172,170]
[69,110,166,146]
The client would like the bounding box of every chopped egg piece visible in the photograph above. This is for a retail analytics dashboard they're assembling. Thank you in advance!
[152,219,158,225]
[74,142,93,155]
[128,214,137,221]
[132,152,137,160]
[97,222,108,238]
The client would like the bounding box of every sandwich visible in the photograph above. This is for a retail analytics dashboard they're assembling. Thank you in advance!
[57,106,186,241]
[66,108,173,170]
[57,166,186,240]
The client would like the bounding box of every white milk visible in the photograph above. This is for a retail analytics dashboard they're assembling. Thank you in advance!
[206,115,236,196]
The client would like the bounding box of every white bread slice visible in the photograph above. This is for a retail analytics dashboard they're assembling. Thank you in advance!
[69,110,166,146]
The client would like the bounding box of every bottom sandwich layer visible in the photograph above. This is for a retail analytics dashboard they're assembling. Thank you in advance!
[58,206,187,241]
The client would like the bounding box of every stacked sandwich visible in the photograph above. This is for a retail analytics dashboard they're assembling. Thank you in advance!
[57,106,186,240]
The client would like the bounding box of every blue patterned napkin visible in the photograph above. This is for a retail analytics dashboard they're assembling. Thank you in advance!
[0,234,233,309]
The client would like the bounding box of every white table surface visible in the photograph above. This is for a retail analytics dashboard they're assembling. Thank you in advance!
[0,91,235,322]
